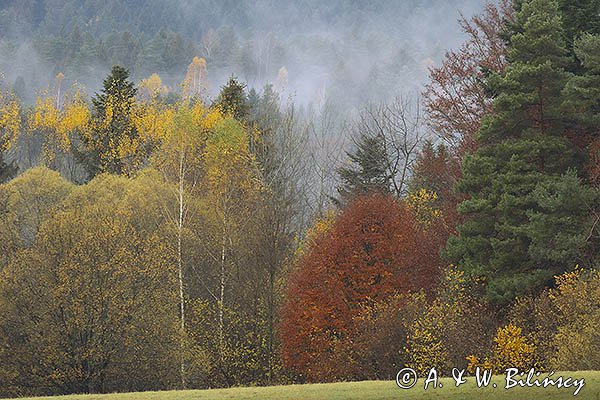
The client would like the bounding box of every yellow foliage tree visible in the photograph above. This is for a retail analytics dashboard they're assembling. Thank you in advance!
[138,73,168,101]
[407,188,443,229]
[0,90,21,152]
[0,173,179,395]
[201,116,263,370]
[132,99,175,155]
[182,57,209,99]
[152,100,225,388]
[549,268,600,370]
[29,84,90,177]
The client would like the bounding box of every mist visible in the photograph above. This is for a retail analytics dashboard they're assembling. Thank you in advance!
[0,0,487,108]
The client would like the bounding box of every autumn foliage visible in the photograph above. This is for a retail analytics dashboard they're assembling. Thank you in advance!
[423,0,511,154]
[279,193,444,381]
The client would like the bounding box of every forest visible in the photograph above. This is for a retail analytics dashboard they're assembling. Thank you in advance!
[0,0,600,397]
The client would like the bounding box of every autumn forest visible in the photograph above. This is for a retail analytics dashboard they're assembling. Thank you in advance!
[0,0,600,397]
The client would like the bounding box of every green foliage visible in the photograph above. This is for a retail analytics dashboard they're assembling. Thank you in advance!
[447,0,592,304]
[563,34,600,129]
[214,77,250,122]
[526,171,596,265]
[558,0,600,56]
[336,132,391,204]
[78,66,139,177]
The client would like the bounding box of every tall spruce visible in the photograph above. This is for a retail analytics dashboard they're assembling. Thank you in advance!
[78,65,138,177]
[336,132,391,204]
[214,76,249,122]
[446,0,595,304]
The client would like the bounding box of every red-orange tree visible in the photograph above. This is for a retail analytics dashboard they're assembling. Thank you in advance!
[279,193,443,382]
[423,0,512,154]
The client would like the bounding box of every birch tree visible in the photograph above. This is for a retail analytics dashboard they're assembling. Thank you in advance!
[152,101,222,388]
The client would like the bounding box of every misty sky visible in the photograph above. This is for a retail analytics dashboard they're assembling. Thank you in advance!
[0,0,488,106]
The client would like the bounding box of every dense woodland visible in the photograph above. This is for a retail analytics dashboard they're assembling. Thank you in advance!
[0,0,600,397]
[0,0,487,106]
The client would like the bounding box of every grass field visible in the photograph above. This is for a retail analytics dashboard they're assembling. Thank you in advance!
[6,372,599,400]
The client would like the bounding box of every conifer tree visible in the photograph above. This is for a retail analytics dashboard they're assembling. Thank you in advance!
[78,65,138,177]
[446,0,594,304]
[563,34,600,183]
[0,154,17,183]
[336,132,391,204]
[214,76,249,122]
[558,0,600,51]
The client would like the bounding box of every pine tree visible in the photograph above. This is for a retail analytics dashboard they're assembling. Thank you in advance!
[336,132,391,204]
[446,0,594,304]
[78,65,138,177]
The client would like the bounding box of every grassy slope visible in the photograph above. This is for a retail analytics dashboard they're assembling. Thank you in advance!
[8,372,600,400]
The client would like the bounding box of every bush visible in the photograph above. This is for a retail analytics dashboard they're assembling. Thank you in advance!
[405,266,495,375]
[549,269,600,370]
[506,268,600,371]
[332,292,427,381]
[491,324,536,372]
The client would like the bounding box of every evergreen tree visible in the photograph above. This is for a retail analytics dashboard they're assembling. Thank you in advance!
[214,76,249,122]
[558,0,600,50]
[78,65,138,177]
[446,0,594,304]
[564,34,600,131]
[562,34,600,256]
[336,132,391,204]
[0,154,17,184]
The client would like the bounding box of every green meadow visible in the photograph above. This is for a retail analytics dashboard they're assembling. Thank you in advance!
[8,372,599,400]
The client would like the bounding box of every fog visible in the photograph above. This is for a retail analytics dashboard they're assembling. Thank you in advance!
[0,0,487,107]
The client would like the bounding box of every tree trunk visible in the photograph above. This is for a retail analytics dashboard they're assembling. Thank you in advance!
[218,220,226,364]
[178,152,186,389]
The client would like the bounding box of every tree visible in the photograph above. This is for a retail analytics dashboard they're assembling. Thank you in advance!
[279,193,443,382]
[78,65,139,177]
[563,33,600,185]
[138,73,168,102]
[558,0,600,57]
[152,101,223,389]
[246,85,305,383]
[214,76,249,122]
[182,57,209,100]
[446,0,593,304]
[409,141,463,232]
[423,0,511,154]
[336,132,391,203]
[29,81,90,181]
[0,89,20,182]
[0,173,179,396]
[0,167,73,272]
[336,97,425,203]
[200,116,262,381]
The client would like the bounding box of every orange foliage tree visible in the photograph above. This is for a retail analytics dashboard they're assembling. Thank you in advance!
[423,0,512,154]
[279,193,444,382]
